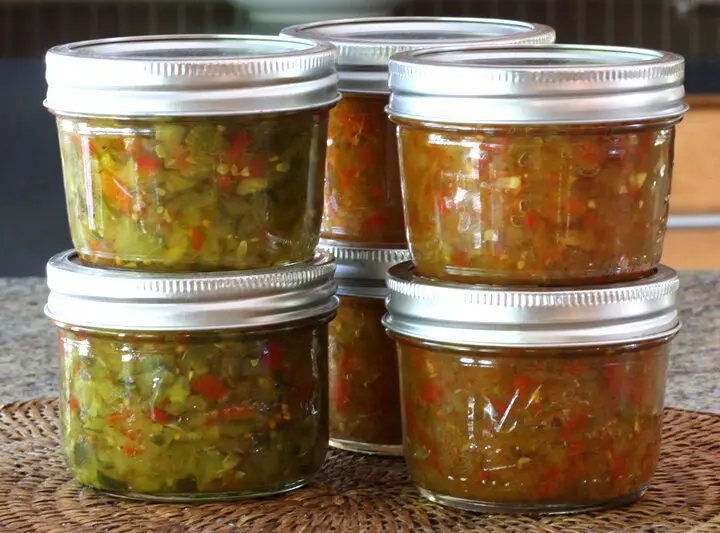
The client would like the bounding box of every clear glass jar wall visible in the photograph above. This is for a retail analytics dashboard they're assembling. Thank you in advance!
[391,334,672,513]
[323,94,406,245]
[329,295,402,454]
[57,320,330,501]
[57,111,328,271]
[394,118,678,285]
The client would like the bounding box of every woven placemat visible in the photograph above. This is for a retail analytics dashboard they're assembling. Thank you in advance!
[0,399,718,533]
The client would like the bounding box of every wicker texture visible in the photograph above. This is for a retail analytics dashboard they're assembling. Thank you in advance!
[0,399,718,533]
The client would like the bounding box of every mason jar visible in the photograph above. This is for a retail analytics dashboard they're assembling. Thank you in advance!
[281,18,555,246]
[45,35,339,272]
[318,241,410,455]
[387,45,689,285]
[383,262,680,514]
[46,250,338,501]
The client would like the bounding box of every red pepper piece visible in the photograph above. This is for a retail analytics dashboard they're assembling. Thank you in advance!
[452,249,469,267]
[561,411,588,439]
[537,467,563,500]
[420,382,441,404]
[332,379,349,412]
[525,211,538,230]
[564,360,588,375]
[262,340,285,372]
[230,131,252,159]
[611,451,627,480]
[567,440,586,456]
[426,453,441,471]
[106,409,131,426]
[191,375,229,401]
[122,444,142,457]
[603,363,629,398]
[218,404,255,421]
[68,395,80,413]
[101,172,133,214]
[216,175,234,191]
[188,227,205,252]
[512,373,534,397]
[149,407,171,424]
[136,154,161,176]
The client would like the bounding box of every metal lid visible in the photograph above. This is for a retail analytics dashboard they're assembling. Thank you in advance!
[317,240,410,298]
[281,17,555,93]
[45,34,340,117]
[383,262,680,348]
[45,250,339,331]
[387,44,688,124]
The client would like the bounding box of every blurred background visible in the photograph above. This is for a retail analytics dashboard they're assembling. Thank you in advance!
[1,0,719,275]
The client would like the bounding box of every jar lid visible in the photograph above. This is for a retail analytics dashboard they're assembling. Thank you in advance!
[281,17,555,93]
[387,44,688,124]
[45,250,339,331]
[317,240,410,298]
[45,34,340,117]
[383,262,680,347]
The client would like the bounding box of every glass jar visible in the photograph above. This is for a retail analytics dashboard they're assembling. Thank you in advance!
[383,262,680,514]
[45,35,339,271]
[318,241,410,455]
[387,45,689,285]
[46,250,339,501]
[281,18,555,246]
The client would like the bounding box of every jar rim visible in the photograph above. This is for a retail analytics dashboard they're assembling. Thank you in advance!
[281,17,555,94]
[387,44,688,124]
[45,34,340,117]
[45,250,339,331]
[383,262,681,347]
[318,240,409,298]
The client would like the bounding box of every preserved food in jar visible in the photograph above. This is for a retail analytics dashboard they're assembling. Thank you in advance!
[45,34,339,271]
[329,296,401,453]
[318,241,410,455]
[57,112,327,271]
[383,261,680,513]
[387,44,688,285]
[46,249,338,501]
[281,18,555,246]
[59,323,329,500]
[393,337,670,512]
[395,120,676,284]
[323,94,405,244]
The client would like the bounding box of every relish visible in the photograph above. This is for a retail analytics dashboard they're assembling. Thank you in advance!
[394,119,678,285]
[329,296,402,454]
[57,111,328,271]
[323,94,406,245]
[58,323,329,500]
[393,335,670,512]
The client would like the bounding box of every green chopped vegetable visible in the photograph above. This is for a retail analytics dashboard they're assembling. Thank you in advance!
[57,110,328,271]
[58,324,330,500]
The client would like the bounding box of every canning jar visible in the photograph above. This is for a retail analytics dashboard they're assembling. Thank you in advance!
[318,241,410,455]
[45,35,339,272]
[387,45,689,285]
[282,18,555,246]
[383,262,680,514]
[46,250,338,501]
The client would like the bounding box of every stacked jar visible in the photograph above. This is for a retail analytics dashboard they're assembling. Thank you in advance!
[383,45,688,512]
[43,35,342,501]
[281,18,556,455]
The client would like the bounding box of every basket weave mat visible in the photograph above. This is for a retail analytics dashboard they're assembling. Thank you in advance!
[0,399,717,533]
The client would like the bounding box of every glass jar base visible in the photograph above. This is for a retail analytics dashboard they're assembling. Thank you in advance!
[330,437,403,456]
[417,486,646,515]
[96,479,309,503]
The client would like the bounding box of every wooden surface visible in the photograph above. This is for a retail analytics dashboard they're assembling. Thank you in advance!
[671,99,720,214]
[663,229,720,270]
